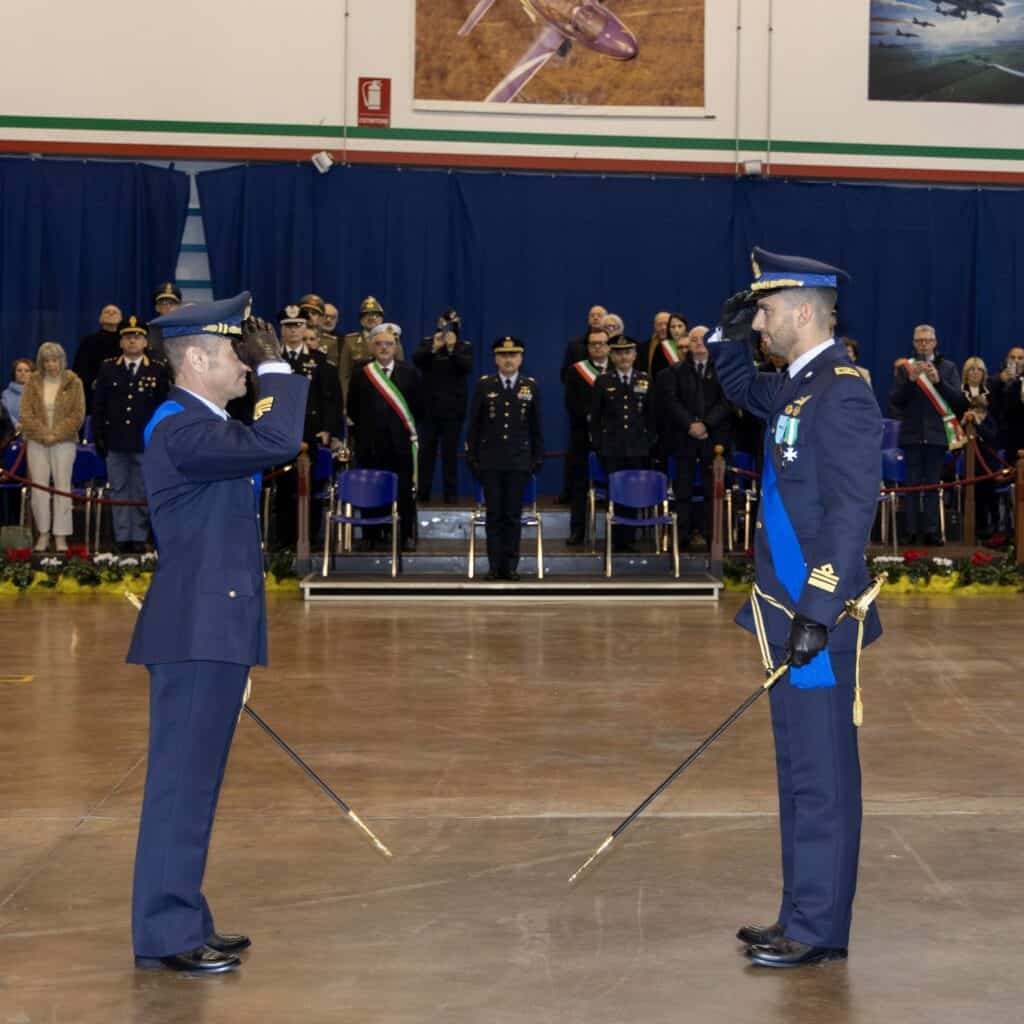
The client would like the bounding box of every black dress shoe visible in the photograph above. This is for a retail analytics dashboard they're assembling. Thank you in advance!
[135,945,240,973]
[506,570,521,581]
[566,533,585,547]
[485,570,501,581]
[736,921,783,946]
[747,936,847,968]
[206,931,251,954]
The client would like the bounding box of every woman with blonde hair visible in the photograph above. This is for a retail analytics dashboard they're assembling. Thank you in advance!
[18,342,85,551]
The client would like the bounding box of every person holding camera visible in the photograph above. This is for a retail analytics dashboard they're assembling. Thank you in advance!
[466,337,544,580]
[413,308,473,503]
[990,345,1024,459]
[888,325,966,546]
[91,316,170,553]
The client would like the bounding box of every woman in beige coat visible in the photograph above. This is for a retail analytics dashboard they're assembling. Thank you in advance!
[18,342,85,551]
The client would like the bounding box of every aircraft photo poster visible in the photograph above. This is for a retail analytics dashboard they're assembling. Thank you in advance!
[414,0,706,114]
[869,0,1024,103]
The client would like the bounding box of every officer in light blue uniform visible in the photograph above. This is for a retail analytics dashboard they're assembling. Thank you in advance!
[709,248,883,969]
[127,293,309,974]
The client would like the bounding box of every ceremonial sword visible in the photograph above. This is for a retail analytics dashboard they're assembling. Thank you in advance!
[568,575,886,885]
[124,592,392,859]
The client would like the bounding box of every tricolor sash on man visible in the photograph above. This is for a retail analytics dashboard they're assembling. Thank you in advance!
[364,362,419,490]
[659,339,680,366]
[898,359,966,450]
[572,360,600,386]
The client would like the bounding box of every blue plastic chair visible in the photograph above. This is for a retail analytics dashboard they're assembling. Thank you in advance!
[71,444,108,553]
[467,475,543,579]
[605,469,679,578]
[879,447,906,552]
[1,440,27,527]
[322,468,400,577]
[881,418,901,451]
[726,450,758,552]
[587,451,608,552]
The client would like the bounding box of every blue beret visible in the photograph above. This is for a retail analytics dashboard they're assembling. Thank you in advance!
[152,291,252,340]
[750,247,850,292]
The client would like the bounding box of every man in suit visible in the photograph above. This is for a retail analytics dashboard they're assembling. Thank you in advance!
[887,325,965,545]
[662,326,732,550]
[413,308,473,503]
[347,323,421,551]
[564,328,611,545]
[466,337,544,580]
[128,293,308,973]
[72,303,123,401]
[711,247,883,969]
[91,316,170,552]
[590,335,657,549]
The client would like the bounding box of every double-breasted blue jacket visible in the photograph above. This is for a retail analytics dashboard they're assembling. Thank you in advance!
[127,373,309,668]
[711,338,883,658]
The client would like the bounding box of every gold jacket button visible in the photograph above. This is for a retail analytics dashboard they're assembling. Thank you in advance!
[228,590,237,598]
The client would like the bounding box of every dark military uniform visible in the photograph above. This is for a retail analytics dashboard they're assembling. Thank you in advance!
[711,247,883,964]
[591,351,657,548]
[564,356,609,541]
[466,345,544,579]
[92,326,170,549]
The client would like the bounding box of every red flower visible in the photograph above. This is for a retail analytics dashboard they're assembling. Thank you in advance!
[903,550,925,562]
[65,546,90,560]
[5,548,31,562]
[971,550,994,566]
[744,548,755,558]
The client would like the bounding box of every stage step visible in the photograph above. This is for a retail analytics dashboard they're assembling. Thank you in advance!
[301,572,723,601]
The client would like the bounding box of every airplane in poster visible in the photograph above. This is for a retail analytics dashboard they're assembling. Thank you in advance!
[912,17,936,27]
[457,0,639,103]
[896,27,920,36]
[934,0,1007,21]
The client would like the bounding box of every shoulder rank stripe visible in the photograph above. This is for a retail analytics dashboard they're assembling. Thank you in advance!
[834,366,862,378]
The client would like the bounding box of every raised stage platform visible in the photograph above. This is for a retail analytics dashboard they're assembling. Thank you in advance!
[303,502,723,601]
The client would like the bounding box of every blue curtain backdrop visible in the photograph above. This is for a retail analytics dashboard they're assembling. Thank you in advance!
[0,157,189,373]
[198,164,1024,495]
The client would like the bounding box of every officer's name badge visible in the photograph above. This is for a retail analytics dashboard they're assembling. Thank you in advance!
[253,397,274,421]
[773,414,799,446]
[835,366,861,378]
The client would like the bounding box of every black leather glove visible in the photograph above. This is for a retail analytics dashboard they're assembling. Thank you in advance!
[785,614,828,668]
[719,290,759,344]
[235,316,282,370]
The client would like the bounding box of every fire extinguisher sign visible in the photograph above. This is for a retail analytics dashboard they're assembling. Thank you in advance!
[357,77,391,128]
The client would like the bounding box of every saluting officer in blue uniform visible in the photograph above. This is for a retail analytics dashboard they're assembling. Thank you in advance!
[91,316,170,553]
[709,248,883,969]
[128,294,309,973]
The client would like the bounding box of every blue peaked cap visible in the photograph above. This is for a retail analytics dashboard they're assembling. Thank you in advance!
[151,291,253,339]
[750,247,850,292]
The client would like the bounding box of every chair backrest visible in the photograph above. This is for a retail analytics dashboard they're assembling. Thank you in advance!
[588,451,607,486]
[3,440,22,472]
[82,415,95,444]
[338,468,398,508]
[881,418,901,451]
[608,469,668,507]
[314,446,333,483]
[881,447,906,484]
[72,445,106,486]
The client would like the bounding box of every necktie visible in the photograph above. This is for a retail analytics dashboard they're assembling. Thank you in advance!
[697,362,705,379]
[128,363,137,379]
[505,378,512,394]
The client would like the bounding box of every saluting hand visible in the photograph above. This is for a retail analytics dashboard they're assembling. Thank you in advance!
[236,317,283,370]
[719,291,758,344]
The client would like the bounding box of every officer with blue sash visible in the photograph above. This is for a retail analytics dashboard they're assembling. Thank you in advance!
[127,294,308,973]
[709,248,882,968]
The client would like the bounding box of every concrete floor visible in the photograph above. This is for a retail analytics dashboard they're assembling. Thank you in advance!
[0,592,1020,1023]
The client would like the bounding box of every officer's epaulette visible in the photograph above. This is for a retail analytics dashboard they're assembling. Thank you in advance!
[101,356,117,364]
[525,376,536,382]
[479,374,490,381]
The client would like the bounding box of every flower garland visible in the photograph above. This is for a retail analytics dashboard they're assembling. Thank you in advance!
[724,550,1023,595]
[0,549,300,595]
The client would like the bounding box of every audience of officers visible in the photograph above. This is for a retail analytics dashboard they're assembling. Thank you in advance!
[413,308,473,504]
[91,317,170,553]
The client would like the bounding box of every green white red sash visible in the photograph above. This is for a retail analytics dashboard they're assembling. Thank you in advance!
[899,359,966,450]
[364,361,419,488]
[573,360,600,386]
[660,339,681,366]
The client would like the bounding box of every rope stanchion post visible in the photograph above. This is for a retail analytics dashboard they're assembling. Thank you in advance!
[963,424,977,548]
[1017,450,1024,568]
[296,443,311,573]
[711,445,726,576]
